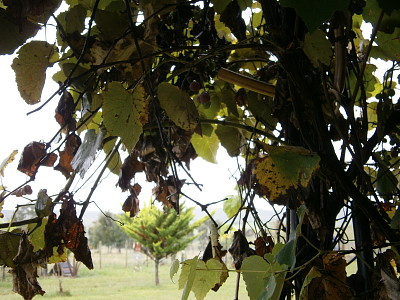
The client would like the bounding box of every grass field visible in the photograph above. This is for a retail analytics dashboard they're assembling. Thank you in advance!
[0,250,250,300]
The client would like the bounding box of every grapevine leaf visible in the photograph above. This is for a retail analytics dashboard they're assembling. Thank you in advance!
[170,258,180,282]
[275,239,296,271]
[0,229,22,267]
[280,0,349,31]
[28,218,47,252]
[223,195,241,219]
[191,131,219,164]
[157,83,199,131]
[179,256,199,300]
[0,150,18,177]
[55,133,82,178]
[258,275,276,300]
[253,145,320,204]
[103,82,147,151]
[210,0,231,13]
[47,246,67,264]
[71,128,104,178]
[299,267,322,300]
[17,142,47,177]
[215,124,243,157]
[56,4,86,35]
[191,259,223,300]
[241,255,271,300]
[12,41,58,104]
[371,28,400,61]
[0,9,40,55]
[302,29,333,67]
[102,136,122,176]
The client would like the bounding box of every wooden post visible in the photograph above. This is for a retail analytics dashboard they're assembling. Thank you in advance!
[125,240,128,268]
[99,241,102,269]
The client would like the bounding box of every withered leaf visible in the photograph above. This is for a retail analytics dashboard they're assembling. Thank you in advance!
[122,194,140,217]
[11,185,33,197]
[17,142,46,177]
[40,152,58,167]
[44,198,93,269]
[254,236,274,257]
[54,133,82,178]
[228,230,256,269]
[118,153,144,191]
[11,233,45,300]
[55,90,76,133]
[152,176,185,211]
[35,189,52,218]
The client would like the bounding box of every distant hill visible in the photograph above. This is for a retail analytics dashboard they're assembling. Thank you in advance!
[2,205,277,229]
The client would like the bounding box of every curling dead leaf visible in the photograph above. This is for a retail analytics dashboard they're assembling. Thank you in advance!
[11,233,45,300]
[12,41,58,104]
[55,133,81,178]
[122,183,141,217]
[55,90,76,133]
[44,198,93,269]
[253,145,320,204]
[0,149,18,177]
[17,142,46,177]
[11,185,33,197]
[118,153,144,191]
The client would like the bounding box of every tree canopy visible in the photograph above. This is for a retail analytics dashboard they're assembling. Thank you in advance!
[119,202,206,285]
[0,0,400,299]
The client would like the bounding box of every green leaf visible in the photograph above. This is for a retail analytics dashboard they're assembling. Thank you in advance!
[275,239,296,271]
[280,0,349,31]
[56,4,86,34]
[179,256,199,300]
[253,145,320,203]
[0,9,40,55]
[258,275,276,300]
[102,136,122,175]
[299,267,322,300]
[103,82,148,151]
[157,83,199,131]
[95,9,129,40]
[223,195,241,218]
[241,255,271,300]
[302,29,333,67]
[191,259,223,300]
[190,131,219,164]
[376,167,398,201]
[0,229,22,267]
[246,91,276,129]
[28,218,48,252]
[371,28,400,61]
[215,124,243,157]
[211,0,231,13]
[0,150,18,177]
[11,41,58,104]
[170,258,180,282]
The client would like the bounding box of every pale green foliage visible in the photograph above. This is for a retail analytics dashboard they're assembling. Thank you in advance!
[11,41,58,104]
[103,82,148,151]
[119,203,206,261]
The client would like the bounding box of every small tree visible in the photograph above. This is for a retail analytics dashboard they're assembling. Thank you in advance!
[89,212,127,252]
[120,203,207,285]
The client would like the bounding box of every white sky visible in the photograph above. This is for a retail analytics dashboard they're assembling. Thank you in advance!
[0,28,245,216]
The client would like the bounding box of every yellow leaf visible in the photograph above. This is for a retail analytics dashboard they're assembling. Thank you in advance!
[254,145,320,203]
[0,150,18,177]
[12,41,58,104]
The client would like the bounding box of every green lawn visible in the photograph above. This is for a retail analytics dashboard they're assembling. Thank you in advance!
[0,252,250,300]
